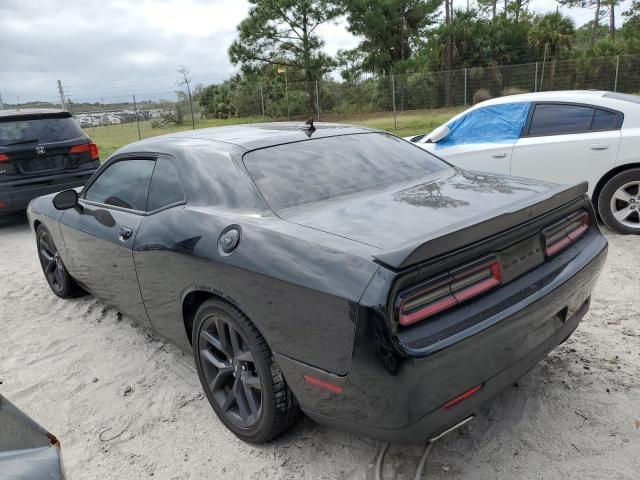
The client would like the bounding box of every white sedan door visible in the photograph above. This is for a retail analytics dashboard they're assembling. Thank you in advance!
[511,103,622,193]
[431,142,513,174]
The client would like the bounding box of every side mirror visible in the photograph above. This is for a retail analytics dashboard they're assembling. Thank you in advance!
[53,189,79,210]
[429,125,451,143]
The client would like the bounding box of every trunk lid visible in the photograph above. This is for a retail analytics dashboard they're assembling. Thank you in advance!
[280,169,588,269]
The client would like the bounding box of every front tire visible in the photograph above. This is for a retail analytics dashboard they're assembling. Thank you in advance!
[36,225,82,298]
[192,299,299,443]
[598,168,640,234]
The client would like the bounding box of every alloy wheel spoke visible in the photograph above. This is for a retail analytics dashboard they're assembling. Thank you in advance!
[235,350,253,363]
[222,381,238,412]
[209,365,234,392]
[214,318,232,357]
[242,381,259,417]
[44,258,56,273]
[40,235,56,255]
[243,374,262,391]
[54,266,64,287]
[613,189,634,204]
[614,207,633,221]
[201,348,230,370]
[40,248,54,262]
[201,330,230,358]
[234,380,251,421]
[229,327,242,356]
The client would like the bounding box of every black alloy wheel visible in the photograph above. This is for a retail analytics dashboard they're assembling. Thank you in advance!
[199,315,263,428]
[193,299,299,442]
[36,225,81,298]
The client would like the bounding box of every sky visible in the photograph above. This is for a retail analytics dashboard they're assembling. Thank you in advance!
[0,0,632,104]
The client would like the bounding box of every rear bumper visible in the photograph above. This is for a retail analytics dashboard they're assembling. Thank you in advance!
[277,232,608,443]
[0,170,94,214]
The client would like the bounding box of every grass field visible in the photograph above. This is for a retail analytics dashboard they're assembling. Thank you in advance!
[86,108,464,159]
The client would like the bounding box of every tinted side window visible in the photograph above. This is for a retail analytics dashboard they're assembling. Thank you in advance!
[147,157,185,211]
[84,159,154,211]
[528,104,594,136]
[591,109,618,131]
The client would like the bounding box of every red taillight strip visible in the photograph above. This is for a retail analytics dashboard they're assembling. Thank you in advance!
[443,384,483,409]
[0,154,9,162]
[543,210,589,257]
[398,257,501,327]
[400,295,457,326]
[303,374,343,394]
[70,142,99,160]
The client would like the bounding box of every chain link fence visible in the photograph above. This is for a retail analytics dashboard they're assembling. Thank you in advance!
[24,53,639,156]
[213,53,640,127]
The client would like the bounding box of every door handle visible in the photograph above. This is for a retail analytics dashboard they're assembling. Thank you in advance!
[119,227,133,241]
[492,153,508,158]
[590,144,609,150]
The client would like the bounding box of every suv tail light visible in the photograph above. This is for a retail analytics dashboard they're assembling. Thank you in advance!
[0,154,9,162]
[542,210,589,257]
[397,256,502,327]
[70,142,99,160]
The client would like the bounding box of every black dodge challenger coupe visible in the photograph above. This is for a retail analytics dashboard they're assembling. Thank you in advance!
[27,122,607,443]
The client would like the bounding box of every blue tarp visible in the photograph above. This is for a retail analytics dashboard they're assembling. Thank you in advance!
[437,102,532,149]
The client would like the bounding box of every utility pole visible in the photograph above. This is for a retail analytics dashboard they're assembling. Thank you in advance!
[178,66,196,130]
[133,94,142,140]
[277,67,290,121]
[0,89,4,110]
[57,80,66,110]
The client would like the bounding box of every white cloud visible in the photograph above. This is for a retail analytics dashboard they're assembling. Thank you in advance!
[0,0,633,104]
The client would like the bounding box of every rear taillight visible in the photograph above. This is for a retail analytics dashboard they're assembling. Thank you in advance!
[397,256,502,327]
[542,210,589,257]
[0,154,9,162]
[70,142,99,160]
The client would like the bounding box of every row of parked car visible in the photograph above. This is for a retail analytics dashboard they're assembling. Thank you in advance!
[75,108,164,128]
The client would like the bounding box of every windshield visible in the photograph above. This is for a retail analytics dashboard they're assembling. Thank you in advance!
[244,133,449,209]
[0,116,84,147]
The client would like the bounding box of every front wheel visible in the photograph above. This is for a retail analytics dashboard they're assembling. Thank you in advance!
[598,169,640,234]
[192,299,299,443]
[36,225,82,298]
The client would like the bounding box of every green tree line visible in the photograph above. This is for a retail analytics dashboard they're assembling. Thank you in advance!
[198,0,640,118]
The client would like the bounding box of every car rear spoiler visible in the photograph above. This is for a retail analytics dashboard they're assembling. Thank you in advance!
[374,181,589,270]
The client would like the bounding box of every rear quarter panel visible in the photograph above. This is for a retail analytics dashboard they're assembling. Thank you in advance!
[616,127,640,167]
[133,206,380,375]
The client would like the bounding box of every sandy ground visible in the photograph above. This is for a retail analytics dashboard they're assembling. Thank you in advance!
[1,212,639,480]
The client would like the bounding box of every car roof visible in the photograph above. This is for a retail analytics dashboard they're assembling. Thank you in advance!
[0,108,70,120]
[128,122,379,152]
[479,90,609,106]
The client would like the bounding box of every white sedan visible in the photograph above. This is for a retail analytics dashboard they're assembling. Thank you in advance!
[406,91,640,234]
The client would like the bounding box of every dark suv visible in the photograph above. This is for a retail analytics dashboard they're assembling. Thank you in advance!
[0,108,100,215]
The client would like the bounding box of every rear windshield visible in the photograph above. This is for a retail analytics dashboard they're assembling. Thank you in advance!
[0,116,84,147]
[244,133,449,209]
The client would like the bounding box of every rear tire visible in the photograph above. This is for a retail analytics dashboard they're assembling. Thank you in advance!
[598,168,640,234]
[192,299,299,443]
[36,225,82,298]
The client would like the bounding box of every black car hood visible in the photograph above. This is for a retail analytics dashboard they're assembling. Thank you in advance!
[280,169,577,262]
